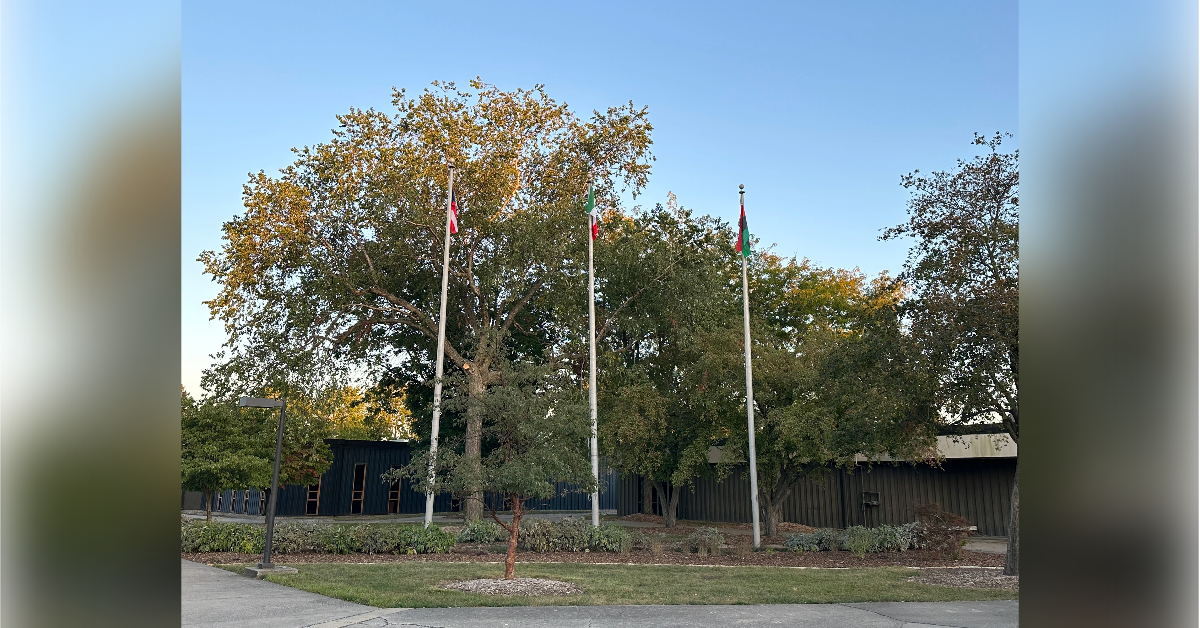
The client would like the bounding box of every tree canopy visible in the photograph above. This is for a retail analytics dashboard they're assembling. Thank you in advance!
[201,79,653,521]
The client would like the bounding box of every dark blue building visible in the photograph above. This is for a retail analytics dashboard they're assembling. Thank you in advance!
[182,438,618,516]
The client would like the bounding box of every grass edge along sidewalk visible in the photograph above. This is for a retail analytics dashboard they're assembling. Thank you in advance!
[215,561,1017,608]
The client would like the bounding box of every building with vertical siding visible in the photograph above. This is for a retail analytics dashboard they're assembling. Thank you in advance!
[617,434,1017,536]
[182,438,618,517]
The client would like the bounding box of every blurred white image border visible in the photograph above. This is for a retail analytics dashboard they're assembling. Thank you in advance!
[1020,1,1196,626]
[2,1,180,626]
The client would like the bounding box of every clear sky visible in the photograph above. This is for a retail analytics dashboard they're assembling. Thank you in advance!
[183,0,1017,394]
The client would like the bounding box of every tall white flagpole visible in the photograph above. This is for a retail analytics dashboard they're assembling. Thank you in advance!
[739,184,762,548]
[588,187,601,528]
[425,162,455,528]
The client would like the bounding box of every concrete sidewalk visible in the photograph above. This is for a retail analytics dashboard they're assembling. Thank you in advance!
[182,559,1017,628]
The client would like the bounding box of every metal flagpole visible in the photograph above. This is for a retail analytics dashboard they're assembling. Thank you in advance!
[425,162,455,527]
[588,187,601,528]
[740,184,762,548]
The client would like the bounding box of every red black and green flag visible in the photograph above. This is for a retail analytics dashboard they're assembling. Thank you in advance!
[735,200,750,257]
[585,186,598,240]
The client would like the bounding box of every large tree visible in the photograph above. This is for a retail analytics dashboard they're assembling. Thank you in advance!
[201,80,653,521]
[704,256,938,537]
[596,203,737,527]
[881,132,1019,574]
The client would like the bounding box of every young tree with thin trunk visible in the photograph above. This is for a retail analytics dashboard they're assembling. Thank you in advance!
[881,132,1019,575]
[180,389,273,522]
[389,361,592,579]
[200,80,652,522]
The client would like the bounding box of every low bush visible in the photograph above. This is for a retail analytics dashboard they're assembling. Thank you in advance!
[517,517,632,553]
[686,527,724,555]
[912,504,972,558]
[785,523,920,555]
[181,521,263,554]
[457,519,508,544]
[180,521,455,555]
[785,527,843,553]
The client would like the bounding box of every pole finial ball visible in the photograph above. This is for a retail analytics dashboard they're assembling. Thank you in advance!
[739,184,744,190]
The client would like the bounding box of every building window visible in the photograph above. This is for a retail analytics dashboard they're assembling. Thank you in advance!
[351,463,367,514]
[306,480,322,515]
[388,466,402,514]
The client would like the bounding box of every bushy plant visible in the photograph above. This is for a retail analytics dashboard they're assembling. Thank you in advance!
[913,503,972,558]
[271,522,323,553]
[515,517,632,553]
[180,521,263,554]
[785,523,922,555]
[590,523,633,553]
[180,521,455,555]
[457,519,507,544]
[686,527,724,555]
[870,523,917,552]
[844,526,874,558]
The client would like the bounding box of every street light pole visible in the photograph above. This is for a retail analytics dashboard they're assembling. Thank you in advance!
[239,397,287,571]
[262,400,286,568]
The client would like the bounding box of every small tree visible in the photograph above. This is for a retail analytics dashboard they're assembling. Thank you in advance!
[388,360,593,579]
[882,132,1019,574]
[180,390,272,521]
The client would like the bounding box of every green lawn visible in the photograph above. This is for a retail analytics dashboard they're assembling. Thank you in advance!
[218,562,1017,607]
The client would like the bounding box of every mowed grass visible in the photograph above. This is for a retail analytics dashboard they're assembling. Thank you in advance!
[217,562,1017,607]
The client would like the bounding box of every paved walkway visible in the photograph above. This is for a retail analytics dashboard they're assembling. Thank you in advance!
[182,559,1017,628]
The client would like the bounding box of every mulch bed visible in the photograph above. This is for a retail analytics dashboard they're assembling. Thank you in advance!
[441,578,581,596]
[183,548,1004,569]
[616,514,817,536]
[908,567,1018,591]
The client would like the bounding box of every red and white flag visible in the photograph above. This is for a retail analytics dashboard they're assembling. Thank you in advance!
[448,190,459,234]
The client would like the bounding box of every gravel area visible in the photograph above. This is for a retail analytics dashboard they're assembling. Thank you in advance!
[908,567,1019,591]
[441,577,582,596]
[184,548,1004,569]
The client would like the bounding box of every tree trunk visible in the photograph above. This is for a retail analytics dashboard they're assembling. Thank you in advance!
[204,491,212,522]
[463,369,486,523]
[503,495,524,580]
[653,481,680,527]
[762,493,782,539]
[1004,462,1019,576]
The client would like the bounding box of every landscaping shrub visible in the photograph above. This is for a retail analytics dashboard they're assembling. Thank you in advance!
[590,522,633,553]
[913,503,972,558]
[686,527,724,555]
[784,522,926,555]
[180,521,263,554]
[180,521,455,555]
[516,517,632,553]
[457,519,507,544]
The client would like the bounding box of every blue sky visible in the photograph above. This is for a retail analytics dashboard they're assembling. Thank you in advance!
[183,1,1017,394]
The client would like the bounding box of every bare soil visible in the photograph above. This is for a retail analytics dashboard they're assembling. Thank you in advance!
[183,548,1004,569]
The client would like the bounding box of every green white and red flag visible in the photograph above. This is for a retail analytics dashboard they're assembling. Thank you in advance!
[735,200,750,257]
[585,186,598,240]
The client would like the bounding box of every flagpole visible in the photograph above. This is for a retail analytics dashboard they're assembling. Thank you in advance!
[740,184,762,549]
[588,188,601,528]
[425,162,455,528]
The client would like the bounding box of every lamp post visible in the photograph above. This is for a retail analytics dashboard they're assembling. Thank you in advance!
[240,397,286,571]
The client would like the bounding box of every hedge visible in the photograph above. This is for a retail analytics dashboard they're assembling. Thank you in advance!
[180,520,456,555]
